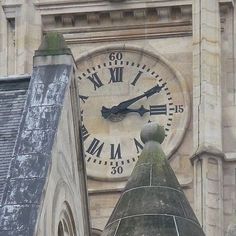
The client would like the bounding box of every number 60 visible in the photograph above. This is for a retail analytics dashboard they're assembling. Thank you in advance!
[109,52,123,61]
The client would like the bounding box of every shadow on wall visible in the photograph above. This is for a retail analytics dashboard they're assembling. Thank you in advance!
[92,228,103,236]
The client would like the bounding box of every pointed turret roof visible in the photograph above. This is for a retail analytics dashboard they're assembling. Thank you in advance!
[102,123,205,236]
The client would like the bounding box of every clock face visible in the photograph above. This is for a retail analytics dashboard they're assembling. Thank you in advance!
[76,46,190,181]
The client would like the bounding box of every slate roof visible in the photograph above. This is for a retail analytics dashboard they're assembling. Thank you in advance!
[0,76,30,203]
[102,124,205,236]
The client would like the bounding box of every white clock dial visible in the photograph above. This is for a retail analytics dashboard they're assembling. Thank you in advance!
[76,46,190,181]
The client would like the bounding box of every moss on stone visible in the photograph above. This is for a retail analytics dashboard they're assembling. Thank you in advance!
[35,32,72,56]
[136,142,166,166]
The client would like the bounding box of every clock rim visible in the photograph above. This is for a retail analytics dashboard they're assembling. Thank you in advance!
[76,44,191,181]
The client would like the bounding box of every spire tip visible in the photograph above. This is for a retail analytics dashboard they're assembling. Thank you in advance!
[140,123,165,144]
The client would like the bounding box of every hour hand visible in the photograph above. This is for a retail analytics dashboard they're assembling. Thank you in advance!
[102,105,149,118]
[121,106,149,116]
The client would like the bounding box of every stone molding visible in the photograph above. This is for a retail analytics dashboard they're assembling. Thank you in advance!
[191,148,236,162]
[1,4,20,18]
[191,145,226,164]
[34,0,233,14]
[40,3,230,44]
[42,5,192,43]
[34,0,192,14]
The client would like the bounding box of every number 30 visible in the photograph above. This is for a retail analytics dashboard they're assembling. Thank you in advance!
[111,166,123,175]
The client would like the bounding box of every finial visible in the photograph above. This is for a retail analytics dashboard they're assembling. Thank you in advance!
[140,122,165,144]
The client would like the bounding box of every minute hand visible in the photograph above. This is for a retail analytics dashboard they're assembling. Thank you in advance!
[115,83,165,111]
[101,83,165,118]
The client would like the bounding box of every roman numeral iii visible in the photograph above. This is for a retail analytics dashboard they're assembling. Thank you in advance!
[150,105,167,115]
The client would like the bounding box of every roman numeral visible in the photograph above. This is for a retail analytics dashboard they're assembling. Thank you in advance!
[86,138,104,157]
[109,67,123,83]
[131,71,143,86]
[134,138,143,154]
[150,105,167,115]
[81,124,90,141]
[81,110,84,122]
[87,73,103,90]
[110,143,122,159]
[79,95,89,103]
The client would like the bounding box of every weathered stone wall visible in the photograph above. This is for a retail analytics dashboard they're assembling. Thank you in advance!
[0,0,41,76]
[221,4,236,235]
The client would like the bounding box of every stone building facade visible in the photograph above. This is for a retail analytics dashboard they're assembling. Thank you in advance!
[1,0,236,236]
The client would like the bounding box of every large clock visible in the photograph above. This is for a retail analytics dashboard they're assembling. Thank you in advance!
[76,45,190,181]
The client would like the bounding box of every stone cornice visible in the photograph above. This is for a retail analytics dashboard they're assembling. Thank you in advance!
[34,0,233,15]
[190,145,226,164]
[40,2,230,44]
[1,3,21,18]
[34,0,192,15]
[42,5,192,43]
[46,22,192,44]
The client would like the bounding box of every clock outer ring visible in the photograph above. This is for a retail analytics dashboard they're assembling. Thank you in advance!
[76,44,191,181]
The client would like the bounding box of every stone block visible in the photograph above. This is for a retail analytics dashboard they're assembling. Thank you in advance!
[224,174,235,186]
[208,180,220,194]
[206,207,219,225]
[224,200,233,215]
[207,192,220,208]
[225,152,236,161]
[223,186,235,201]
[223,106,236,127]
[223,127,236,152]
